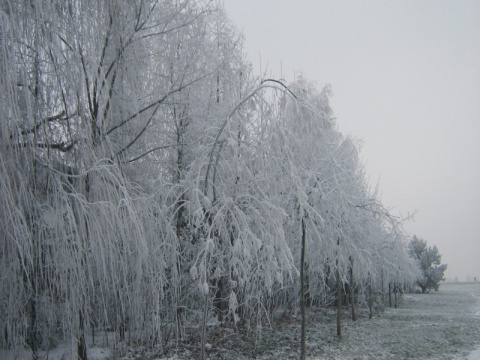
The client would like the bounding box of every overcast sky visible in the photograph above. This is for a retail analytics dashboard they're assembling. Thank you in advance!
[222,0,480,281]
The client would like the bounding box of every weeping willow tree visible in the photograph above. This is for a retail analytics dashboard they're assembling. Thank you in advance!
[0,0,270,356]
[1,1,423,359]
[0,0,216,357]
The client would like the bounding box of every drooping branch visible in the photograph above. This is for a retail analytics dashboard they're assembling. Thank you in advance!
[106,69,215,137]
[204,79,296,196]
[12,140,78,152]
[11,110,68,138]
[124,141,199,164]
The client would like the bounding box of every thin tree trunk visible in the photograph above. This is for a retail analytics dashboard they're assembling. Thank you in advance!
[300,218,306,360]
[305,261,311,308]
[336,236,342,339]
[77,173,91,360]
[26,223,39,360]
[349,257,356,321]
[78,311,87,360]
[200,291,209,360]
[389,282,392,308]
[394,282,398,309]
[368,276,373,319]
[325,259,331,305]
[29,30,41,357]
[381,269,385,305]
[214,277,228,321]
[200,225,213,360]
[336,267,342,338]
[91,315,95,346]
[28,293,38,360]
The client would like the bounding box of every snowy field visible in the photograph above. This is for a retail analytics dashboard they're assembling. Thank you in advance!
[189,282,480,360]
[2,282,479,359]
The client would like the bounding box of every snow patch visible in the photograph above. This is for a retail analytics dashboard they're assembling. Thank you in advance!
[0,345,112,360]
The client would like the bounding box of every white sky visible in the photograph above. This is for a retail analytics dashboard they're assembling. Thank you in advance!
[222,0,480,281]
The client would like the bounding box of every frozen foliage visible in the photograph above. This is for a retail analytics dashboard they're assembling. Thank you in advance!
[409,235,448,293]
[1,1,425,359]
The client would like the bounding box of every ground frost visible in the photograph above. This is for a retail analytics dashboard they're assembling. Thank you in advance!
[2,283,479,359]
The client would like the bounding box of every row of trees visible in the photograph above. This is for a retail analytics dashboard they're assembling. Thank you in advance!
[1,1,424,359]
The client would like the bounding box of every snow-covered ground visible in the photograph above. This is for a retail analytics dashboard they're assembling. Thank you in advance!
[466,282,480,360]
[194,281,480,360]
[2,282,479,359]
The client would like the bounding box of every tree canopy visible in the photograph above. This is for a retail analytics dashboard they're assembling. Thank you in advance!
[0,1,423,359]
[408,235,447,293]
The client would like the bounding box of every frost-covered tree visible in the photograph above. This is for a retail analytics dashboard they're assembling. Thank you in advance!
[0,1,432,359]
[408,235,447,293]
[0,0,231,357]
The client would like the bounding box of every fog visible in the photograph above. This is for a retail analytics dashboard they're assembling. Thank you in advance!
[223,0,480,281]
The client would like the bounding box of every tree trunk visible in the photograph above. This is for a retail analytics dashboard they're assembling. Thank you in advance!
[25,226,39,359]
[27,294,38,359]
[305,261,311,308]
[368,277,373,319]
[300,218,306,360]
[349,257,356,321]
[325,259,331,305]
[78,334,87,360]
[336,235,342,339]
[78,174,90,360]
[381,269,385,305]
[388,282,392,308]
[214,276,228,321]
[78,311,87,360]
[394,282,398,309]
[336,267,342,338]
[200,291,209,360]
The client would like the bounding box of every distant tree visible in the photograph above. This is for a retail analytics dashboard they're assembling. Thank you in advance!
[408,236,447,293]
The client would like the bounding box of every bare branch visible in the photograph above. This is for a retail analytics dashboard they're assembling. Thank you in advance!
[11,110,67,138]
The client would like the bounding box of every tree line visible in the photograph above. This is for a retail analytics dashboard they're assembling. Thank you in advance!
[0,1,441,359]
